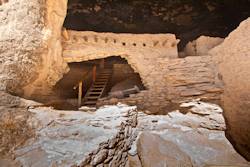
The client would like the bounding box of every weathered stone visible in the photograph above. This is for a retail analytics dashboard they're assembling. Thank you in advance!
[210,17,250,160]
[137,132,193,167]
[0,0,250,163]
[91,149,109,165]
[103,156,113,164]
[126,155,142,167]
[96,163,104,167]
[184,36,224,56]
[0,0,68,99]
[108,138,119,149]
[135,101,249,167]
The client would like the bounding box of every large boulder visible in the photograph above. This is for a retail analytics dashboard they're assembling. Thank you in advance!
[136,132,193,167]
[210,17,250,160]
[134,100,249,167]
[0,0,68,99]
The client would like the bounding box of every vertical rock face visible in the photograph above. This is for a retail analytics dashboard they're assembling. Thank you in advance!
[22,0,69,100]
[0,0,68,99]
[0,0,45,94]
[210,17,250,160]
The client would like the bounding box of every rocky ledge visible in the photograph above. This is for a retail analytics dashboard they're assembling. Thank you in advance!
[4,100,249,167]
[129,100,249,167]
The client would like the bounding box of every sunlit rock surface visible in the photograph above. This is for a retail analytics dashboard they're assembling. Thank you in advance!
[128,100,249,167]
[8,101,249,167]
[15,104,137,167]
[210,17,250,160]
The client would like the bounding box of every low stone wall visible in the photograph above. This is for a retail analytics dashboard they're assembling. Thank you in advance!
[78,109,138,167]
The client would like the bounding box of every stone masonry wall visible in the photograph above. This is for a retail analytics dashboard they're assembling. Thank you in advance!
[77,107,138,167]
[98,56,223,113]
[62,31,223,113]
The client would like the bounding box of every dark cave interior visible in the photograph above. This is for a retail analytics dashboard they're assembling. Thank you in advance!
[63,0,250,49]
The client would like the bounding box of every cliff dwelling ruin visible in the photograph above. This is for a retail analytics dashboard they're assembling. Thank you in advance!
[0,0,250,166]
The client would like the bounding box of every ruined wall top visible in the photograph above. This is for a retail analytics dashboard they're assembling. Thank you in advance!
[62,30,179,62]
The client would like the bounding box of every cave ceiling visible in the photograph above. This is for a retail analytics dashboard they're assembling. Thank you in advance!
[64,0,250,48]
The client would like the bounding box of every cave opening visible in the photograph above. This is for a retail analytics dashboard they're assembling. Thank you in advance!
[53,56,145,110]
[63,0,250,51]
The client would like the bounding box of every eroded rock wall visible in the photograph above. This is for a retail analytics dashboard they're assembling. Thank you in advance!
[0,0,68,100]
[210,17,250,160]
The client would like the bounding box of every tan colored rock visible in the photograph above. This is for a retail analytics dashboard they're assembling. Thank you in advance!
[22,0,69,99]
[126,155,142,167]
[210,17,250,160]
[136,101,249,167]
[0,0,45,94]
[91,149,108,166]
[136,132,193,167]
[0,0,68,100]
[185,36,224,56]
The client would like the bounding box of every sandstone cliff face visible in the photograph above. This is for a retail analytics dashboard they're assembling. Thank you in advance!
[0,0,68,100]
[0,0,45,94]
[210,17,250,160]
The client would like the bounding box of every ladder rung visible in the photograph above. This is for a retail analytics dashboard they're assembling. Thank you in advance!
[90,88,104,91]
[93,86,105,88]
[87,92,102,95]
[86,96,99,99]
[94,82,107,84]
[96,78,109,80]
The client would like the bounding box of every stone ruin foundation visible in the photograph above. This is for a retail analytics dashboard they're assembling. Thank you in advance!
[0,0,250,165]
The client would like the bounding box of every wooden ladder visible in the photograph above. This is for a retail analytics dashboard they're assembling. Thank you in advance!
[83,68,112,106]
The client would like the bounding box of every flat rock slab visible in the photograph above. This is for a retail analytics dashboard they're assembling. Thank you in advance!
[14,104,136,167]
[132,100,249,167]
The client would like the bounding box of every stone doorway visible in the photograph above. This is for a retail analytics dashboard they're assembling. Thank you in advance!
[53,56,145,110]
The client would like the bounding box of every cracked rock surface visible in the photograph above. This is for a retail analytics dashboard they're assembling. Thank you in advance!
[3,100,249,167]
